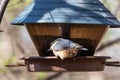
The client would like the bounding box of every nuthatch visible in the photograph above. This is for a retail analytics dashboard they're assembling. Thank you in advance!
[48,38,88,60]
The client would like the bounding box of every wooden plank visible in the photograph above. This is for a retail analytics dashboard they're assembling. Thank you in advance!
[70,24,109,50]
[22,56,110,72]
[21,56,111,60]
[60,24,70,39]
[26,23,61,36]
[25,23,61,56]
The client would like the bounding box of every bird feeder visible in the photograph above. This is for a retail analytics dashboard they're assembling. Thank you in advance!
[10,0,120,71]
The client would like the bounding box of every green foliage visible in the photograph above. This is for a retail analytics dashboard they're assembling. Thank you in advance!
[35,72,47,80]
[7,0,32,9]
[102,0,114,10]
[0,0,47,80]
[5,0,32,21]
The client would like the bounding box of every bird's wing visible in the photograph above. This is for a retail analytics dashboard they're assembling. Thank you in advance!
[52,39,71,51]
[51,38,83,51]
[52,44,63,51]
[69,41,80,48]
[50,38,62,47]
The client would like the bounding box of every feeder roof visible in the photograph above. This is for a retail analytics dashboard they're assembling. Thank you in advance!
[11,0,120,27]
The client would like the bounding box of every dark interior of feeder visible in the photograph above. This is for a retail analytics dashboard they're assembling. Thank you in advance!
[34,36,96,57]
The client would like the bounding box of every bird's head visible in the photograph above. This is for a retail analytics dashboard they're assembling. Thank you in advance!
[74,44,88,51]
[48,38,63,51]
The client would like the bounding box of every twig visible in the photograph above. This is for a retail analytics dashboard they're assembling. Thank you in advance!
[97,38,120,52]
[0,0,9,24]
[45,72,64,80]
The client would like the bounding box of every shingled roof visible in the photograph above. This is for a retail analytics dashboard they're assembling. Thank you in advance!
[11,0,120,27]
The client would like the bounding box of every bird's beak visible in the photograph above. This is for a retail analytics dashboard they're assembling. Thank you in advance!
[81,48,88,51]
[47,48,52,52]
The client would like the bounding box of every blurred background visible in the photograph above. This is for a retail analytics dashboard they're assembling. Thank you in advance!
[0,0,120,80]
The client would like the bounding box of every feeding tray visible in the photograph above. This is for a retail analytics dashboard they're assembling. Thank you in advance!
[20,56,113,72]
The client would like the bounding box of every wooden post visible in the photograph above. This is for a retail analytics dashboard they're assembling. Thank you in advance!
[60,24,70,39]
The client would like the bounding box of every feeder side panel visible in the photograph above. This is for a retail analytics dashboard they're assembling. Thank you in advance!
[26,23,61,36]
[25,23,61,56]
[70,24,109,51]
[24,56,107,72]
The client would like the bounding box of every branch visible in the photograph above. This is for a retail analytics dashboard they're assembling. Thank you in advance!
[97,38,120,52]
[112,0,120,16]
[0,0,9,24]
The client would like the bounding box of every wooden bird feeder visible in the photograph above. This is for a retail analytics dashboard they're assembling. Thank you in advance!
[9,0,120,72]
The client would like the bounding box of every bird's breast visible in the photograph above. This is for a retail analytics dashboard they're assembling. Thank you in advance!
[53,49,78,59]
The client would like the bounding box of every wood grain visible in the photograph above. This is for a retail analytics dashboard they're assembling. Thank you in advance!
[23,56,110,72]
[25,23,109,56]
[26,23,61,36]
[70,24,109,49]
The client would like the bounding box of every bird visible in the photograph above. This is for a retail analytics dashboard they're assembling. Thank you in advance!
[48,38,88,60]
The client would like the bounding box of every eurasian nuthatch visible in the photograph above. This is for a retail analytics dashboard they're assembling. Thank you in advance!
[49,38,88,60]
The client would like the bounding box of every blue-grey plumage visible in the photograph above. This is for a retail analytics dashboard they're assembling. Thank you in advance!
[49,38,88,60]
